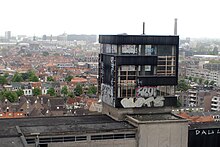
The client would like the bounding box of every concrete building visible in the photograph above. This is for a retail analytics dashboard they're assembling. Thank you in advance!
[5,31,11,41]
[186,68,219,86]
[211,95,220,111]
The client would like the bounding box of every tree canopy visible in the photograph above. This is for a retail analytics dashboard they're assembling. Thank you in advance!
[61,86,68,97]
[47,76,54,81]
[65,75,73,82]
[12,72,24,82]
[0,76,7,85]
[47,88,56,96]
[87,85,97,95]
[74,83,83,96]
[3,91,18,102]
[177,80,190,92]
[33,88,41,96]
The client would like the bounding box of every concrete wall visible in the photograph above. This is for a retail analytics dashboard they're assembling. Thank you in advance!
[138,122,188,147]
[47,139,136,147]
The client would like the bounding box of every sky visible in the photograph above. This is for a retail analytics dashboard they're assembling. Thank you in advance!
[0,0,220,38]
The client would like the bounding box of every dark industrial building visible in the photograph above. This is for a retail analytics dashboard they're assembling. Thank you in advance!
[98,35,179,115]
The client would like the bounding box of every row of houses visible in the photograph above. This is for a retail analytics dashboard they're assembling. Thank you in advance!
[0,95,102,118]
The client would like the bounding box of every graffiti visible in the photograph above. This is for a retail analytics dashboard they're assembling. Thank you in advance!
[110,57,114,88]
[101,84,114,106]
[195,129,220,136]
[136,87,157,97]
[121,97,165,108]
[121,87,165,108]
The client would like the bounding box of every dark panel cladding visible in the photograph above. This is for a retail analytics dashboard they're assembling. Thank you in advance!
[114,96,177,108]
[116,55,157,66]
[164,96,177,106]
[137,76,177,86]
[99,35,179,45]
[189,128,220,147]
[102,55,113,85]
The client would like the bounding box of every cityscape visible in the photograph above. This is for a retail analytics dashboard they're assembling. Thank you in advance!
[2,0,220,147]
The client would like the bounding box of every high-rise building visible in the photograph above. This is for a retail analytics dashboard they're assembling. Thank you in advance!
[98,34,179,119]
[5,31,11,41]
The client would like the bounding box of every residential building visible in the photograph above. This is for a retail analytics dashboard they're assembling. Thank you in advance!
[211,95,220,111]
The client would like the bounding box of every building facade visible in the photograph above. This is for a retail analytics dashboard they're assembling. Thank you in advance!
[98,35,179,111]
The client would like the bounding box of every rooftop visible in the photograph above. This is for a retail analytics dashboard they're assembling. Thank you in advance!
[127,113,186,124]
[0,114,135,138]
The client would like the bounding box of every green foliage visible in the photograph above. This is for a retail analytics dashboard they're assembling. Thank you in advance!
[177,99,182,107]
[47,76,54,81]
[29,75,39,82]
[74,83,83,96]
[65,75,73,82]
[193,77,198,83]
[210,81,215,85]
[3,73,9,78]
[87,85,97,95]
[61,86,68,96]
[21,73,29,81]
[188,76,192,81]
[12,72,24,82]
[28,70,39,82]
[3,91,18,102]
[198,78,203,85]
[42,51,49,56]
[33,88,41,96]
[16,89,24,97]
[47,88,55,96]
[204,80,209,85]
[68,92,75,98]
[0,76,7,85]
[177,80,190,91]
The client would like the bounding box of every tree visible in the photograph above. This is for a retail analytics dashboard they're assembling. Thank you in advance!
[87,85,97,95]
[47,88,55,96]
[193,77,198,83]
[198,78,203,85]
[12,72,24,82]
[65,75,73,82]
[210,81,215,86]
[188,76,192,81]
[21,72,29,81]
[74,83,83,96]
[177,80,190,92]
[33,88,41,96]
[28,70,39,82]
[47,76,54,81]
[0,76,7,85]
[3,91,18,102]
[29,75,39,82]
[3,73,9,78]
[204,80,209,86]
[16,89,24,97]
[42,51,49,56]
[68,92,75,98]
[61,86,68,97]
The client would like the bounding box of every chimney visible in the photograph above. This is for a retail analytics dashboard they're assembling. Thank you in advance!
[41,98,43,105]
[143,22,145,35]
[174,18,178,35]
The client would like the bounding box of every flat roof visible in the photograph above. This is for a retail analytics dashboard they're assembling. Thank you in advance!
[99,35,179,45]
[189,122,220,130]
[127,113,186,124]
[0,115,135,138]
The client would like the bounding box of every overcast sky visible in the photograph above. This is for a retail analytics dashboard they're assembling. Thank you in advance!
[0,0,220,38]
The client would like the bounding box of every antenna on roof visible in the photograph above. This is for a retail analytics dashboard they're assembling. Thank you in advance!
[143,22,145,35]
